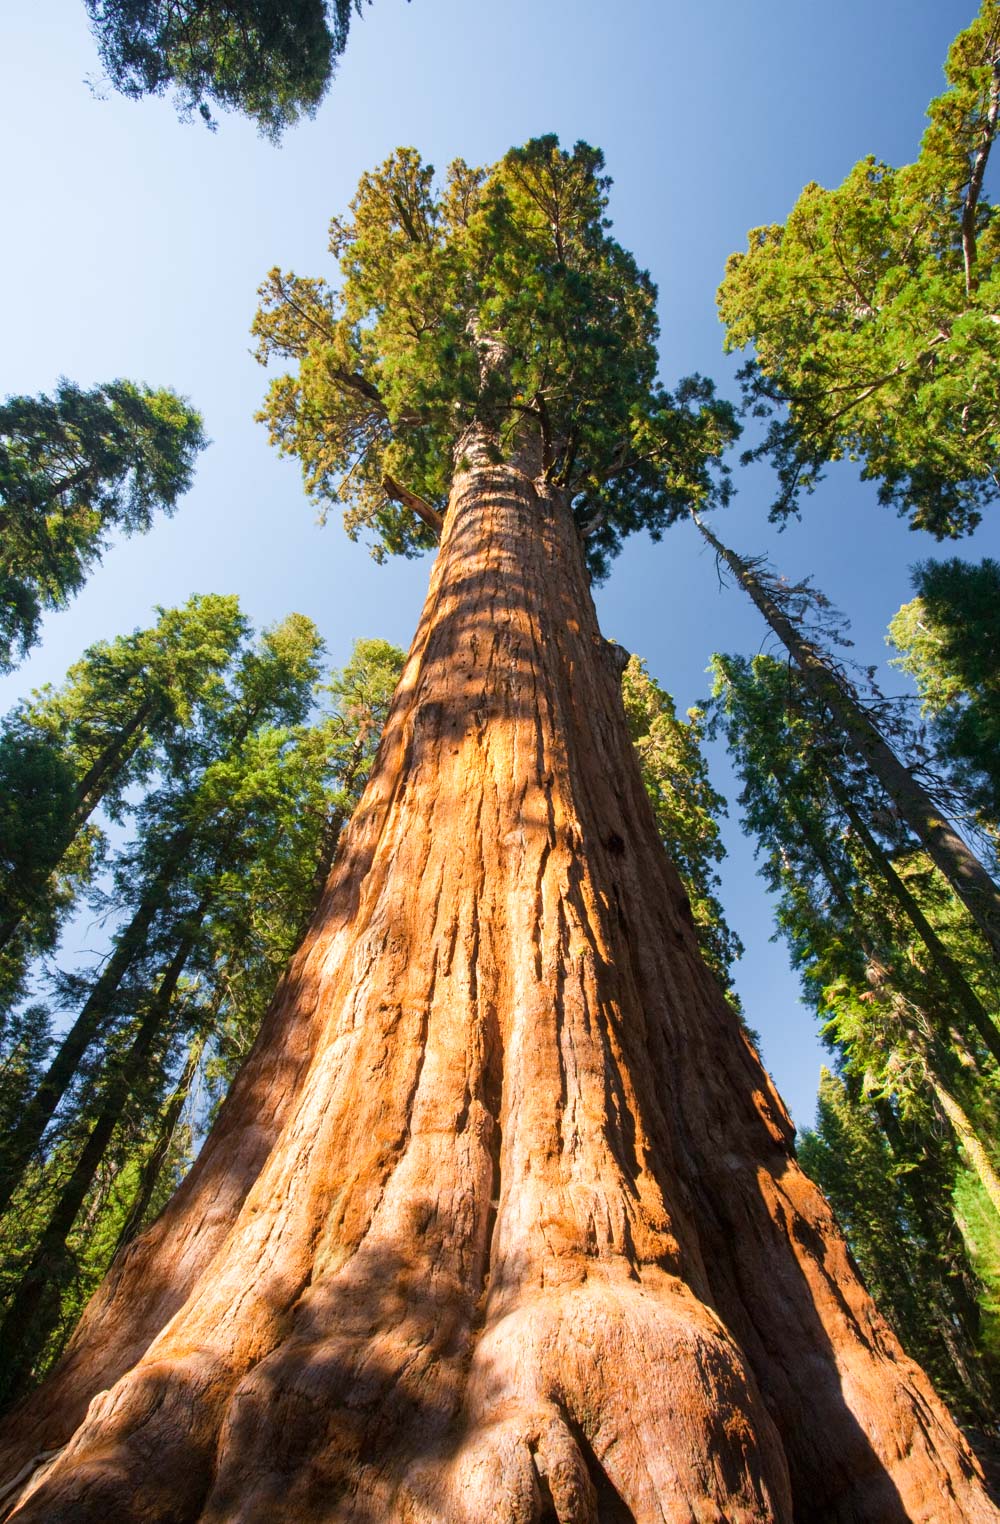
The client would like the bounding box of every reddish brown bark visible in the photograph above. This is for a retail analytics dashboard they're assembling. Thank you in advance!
[0,448,995,1522]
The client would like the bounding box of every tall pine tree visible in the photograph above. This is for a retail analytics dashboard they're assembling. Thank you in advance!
[890,557,1000,839]
[717,0,1000,535]
[0,380,206,669]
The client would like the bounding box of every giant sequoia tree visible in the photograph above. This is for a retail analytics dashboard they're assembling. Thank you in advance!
[0,139,995,1523]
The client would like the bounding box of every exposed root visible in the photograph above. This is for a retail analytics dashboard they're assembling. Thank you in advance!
[405,1282,793,1524]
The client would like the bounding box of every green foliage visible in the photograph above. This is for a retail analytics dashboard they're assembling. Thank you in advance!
[0,1005,52,1138]
[26,592,248,800]
[0,623,404,1395]
[84,0,361,138]
[955,1165,1000,1355]
[0,725,100,1009]
[204,635,404,1091]
[0,727,79,927]
[316,635,404,819]
[710,651,999,1088]
[0,596,247,1008]
[712,648,1000,1417]
[800,1069,997,1416]
[620,654,742,997]
[718,1,1000,535]
[798,1073,908,1297]
[253,136,737,580]
[0,379,206,669]
[890,557,1000,832]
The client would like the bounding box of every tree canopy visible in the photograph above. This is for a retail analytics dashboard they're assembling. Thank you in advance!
[717,0,1000,536]
[0,379,206,670]
[84,0,363,138]
[253,136,737,580]
[889,557,1000,834]
[621,654,742,996]
[712,648,1000,1417]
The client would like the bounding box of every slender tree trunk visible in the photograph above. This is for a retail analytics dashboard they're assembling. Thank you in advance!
[822,765,1000,1066]
[0,920,202,1405]
[69,695,157,827]
[0,697,158,959]
[694,514,1000,965]
[0,453,995,1521]
[113,1026,208,1259]
[927,1067,1000,1222]
[0,823,196,1217]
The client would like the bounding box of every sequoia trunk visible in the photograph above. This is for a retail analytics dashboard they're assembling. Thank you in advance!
[0,454,995,1522]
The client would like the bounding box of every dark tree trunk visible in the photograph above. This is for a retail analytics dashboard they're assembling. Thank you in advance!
[113,1027,208,1259]
[0,453,994,1521]
[695,515,1000,968]
[0,696,158,960]
[0,822,196,1217]
[68,695,157,828]
[0,919,202,1404]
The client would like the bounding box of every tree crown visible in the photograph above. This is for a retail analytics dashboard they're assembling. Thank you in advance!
[84,0,362,138]
[253,136,737,579]
[0,379,207,670]
[717,0,1000,536]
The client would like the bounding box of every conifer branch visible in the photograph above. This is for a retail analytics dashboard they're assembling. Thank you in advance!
[381,474,443,537]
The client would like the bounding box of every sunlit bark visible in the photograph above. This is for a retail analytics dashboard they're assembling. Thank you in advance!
[0,447,994,1522]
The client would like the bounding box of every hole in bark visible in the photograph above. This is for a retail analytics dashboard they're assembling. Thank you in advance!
[563,1419,636,1523]
[472,993,504,1325]
[535,1473,560,1523]
[605,832,625,856]
[612,884,629,937]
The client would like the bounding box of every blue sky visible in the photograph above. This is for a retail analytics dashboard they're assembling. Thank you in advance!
[1,0,993,1126]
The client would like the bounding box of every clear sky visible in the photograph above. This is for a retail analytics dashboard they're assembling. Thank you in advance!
[1,0,994,1127]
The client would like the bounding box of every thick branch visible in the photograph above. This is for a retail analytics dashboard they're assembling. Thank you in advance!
[323,357,385,410]
[382,474,443,537]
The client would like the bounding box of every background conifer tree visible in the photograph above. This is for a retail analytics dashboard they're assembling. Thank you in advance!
[0,380,206,670]
[0,595,247,971]
[890,557,1000,841]
[712,648,1000,1420]
[717,0,1000,535]
[695,514,1000,967]
[85,0,365,137]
